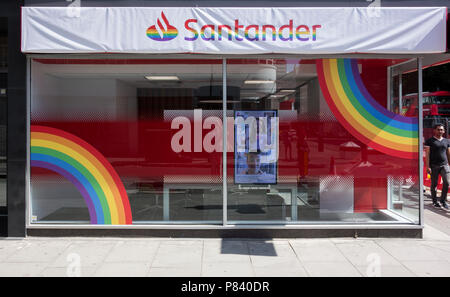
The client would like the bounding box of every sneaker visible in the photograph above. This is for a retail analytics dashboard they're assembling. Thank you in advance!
[433,201,441,208]
[441,201,449,210]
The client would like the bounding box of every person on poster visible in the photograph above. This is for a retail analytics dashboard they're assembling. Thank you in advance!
[234,110,277,184]
[244,151,265,175]
[425,123,450,209]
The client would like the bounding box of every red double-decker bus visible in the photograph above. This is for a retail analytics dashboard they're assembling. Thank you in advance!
[393,91,450,139]
[396,91,450,117]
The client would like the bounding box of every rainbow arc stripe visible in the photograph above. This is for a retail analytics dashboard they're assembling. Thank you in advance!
[316,59,418,159]
[31,126,132,224]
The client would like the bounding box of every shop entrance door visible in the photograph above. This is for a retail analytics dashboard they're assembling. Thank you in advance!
[387,58,422,224]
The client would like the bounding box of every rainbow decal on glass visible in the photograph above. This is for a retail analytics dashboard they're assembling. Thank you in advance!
[30,126,133,224]
[316,59,418,159]
[146,11,178,41]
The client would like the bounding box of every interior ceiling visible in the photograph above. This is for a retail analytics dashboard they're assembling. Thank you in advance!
[43,62,318,98]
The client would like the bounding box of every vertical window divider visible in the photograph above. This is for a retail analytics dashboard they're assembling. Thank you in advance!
[398,73,403,115]
[418,57,424,227]
[222,58,228,227]
[26,56,31,227]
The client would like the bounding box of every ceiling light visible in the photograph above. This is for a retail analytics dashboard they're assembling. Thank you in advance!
[244,80,275,84]
[145,76,180,81]
[279,89,296,93]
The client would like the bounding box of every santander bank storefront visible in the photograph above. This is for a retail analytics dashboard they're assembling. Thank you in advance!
[21,6,448,236]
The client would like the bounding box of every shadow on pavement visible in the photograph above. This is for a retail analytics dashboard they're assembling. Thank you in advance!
[221,239,278,257]
[424,195,450,218]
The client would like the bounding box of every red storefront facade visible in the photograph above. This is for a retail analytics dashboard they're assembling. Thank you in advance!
[11,6,449,236]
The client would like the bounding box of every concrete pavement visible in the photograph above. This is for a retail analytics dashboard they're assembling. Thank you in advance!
[2,193,450,277]
[424,194,450,237]
[0,222,450,277]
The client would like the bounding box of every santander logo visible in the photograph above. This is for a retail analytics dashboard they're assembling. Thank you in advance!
[146,12,178,41]
[146,11,322,43]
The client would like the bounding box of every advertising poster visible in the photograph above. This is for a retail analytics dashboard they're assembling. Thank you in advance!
[234,110,278,185]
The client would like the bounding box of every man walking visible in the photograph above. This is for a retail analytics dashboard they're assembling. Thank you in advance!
[425,123,450,209]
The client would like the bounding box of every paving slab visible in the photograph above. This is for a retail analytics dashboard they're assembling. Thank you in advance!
[4,241,71,263]
[148,267,201,277]
[104,240,159,263]
[93,262,150,277]
[203,240,250,264]
[290,240,349,263]
[355,265,416,277]
[202,262,255,277]
[419,242,450,259]
[38,266,97,277]
[151,241,203,269]
[159,240,204,246]
[252,262,309,277]
[423,197,450,238]
[401,261,450,277]
[48,240,116,268]
[249,241,302,267]
[0,240,29,262]
[423,225,450,241]
[302,261,362,277]
[376,241,442,262]
[248,241,290,257]
[335,240,403,267]
[0,262,47,277]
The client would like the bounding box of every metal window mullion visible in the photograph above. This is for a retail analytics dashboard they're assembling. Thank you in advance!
[222,58,227,227]
[398,72,403,203]
[399,73,403,114]
[26,57,31,227]
[387,66,392,111]
[418,57,424,227]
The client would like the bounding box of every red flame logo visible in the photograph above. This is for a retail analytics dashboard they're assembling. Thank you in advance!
[146,12,178,41]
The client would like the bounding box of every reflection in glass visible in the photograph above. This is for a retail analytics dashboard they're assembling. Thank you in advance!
[388,60,420,224]
[30,59,223,224]
[227,58,420,224]
[29,57,421,225]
